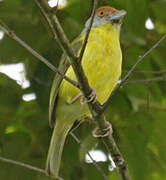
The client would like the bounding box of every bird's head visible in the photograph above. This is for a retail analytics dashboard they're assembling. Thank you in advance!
[84,6,126,31]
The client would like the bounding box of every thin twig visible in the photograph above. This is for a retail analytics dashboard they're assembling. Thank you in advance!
[35,0,55,36]
[70,132,109,180]
[36,0,95,95]
[35,0,61,44]
[123,69,166,75]
[129,96,166,111]
[0,20,79,89]
[124,76,166,85]
[101,136,131,180]
[149,105,166,111]
[78,0,97,62]
[103,34,166,112]
[37,0,78,62]
[0,156,45,174]
[29,72,51,86]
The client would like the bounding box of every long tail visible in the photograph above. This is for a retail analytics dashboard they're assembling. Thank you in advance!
[46,121,73,179]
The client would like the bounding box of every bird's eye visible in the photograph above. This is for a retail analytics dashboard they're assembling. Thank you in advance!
[97,10,105,17]
[100,11,104,15]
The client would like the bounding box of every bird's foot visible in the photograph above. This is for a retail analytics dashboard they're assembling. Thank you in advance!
[69,87,97,105]
[92,121,113,138]
[80,87,97,104]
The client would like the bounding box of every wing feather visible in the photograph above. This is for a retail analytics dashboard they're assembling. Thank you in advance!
[49,38,83,127]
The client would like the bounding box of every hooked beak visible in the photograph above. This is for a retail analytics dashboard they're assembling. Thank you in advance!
[110,10,127,21]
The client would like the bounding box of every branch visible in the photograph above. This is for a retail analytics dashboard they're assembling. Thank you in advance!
[29,71,51,86]
[102,34,166,112]
[27,73,166,88]
[37,1,131,180]
[0,156,45,174]
[0,20,79,89]
[35,0,56,37]
[37,0,78,62]
[149,105,166,111]
[35,0,63,49]
[124,76,166,85]
[78,0,97,62]
[124,69,166,75]
[129,96,166,112]
[70,132,109,180]
[36,0,96,99]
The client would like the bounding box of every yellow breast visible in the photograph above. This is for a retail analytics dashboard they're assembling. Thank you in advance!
[59,23,122,105]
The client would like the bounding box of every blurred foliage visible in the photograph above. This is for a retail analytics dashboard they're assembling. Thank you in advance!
[0,0,166,180]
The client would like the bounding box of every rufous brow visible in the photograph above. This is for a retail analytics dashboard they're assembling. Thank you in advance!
[96,6,118,17]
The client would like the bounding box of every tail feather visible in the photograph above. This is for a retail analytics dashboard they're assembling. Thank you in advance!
[46,122,73,179]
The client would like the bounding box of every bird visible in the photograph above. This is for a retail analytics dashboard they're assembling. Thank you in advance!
[46,6,126,179]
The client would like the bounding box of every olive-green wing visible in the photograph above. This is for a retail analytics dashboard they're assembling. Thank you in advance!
[49,37,83,128]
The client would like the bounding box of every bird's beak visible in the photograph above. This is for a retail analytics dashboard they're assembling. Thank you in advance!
[110,10,127,21]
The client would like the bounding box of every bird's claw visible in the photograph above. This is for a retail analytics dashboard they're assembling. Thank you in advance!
[80,87,97,104]
[92,122,113,138]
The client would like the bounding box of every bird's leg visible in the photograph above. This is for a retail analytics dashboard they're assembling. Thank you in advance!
[92,121,113,138]
[80,87,97,104]
[69,93,82,104]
